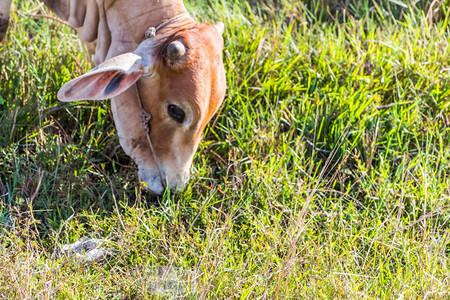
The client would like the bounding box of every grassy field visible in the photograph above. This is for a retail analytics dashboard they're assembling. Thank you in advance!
[1,0,450,298]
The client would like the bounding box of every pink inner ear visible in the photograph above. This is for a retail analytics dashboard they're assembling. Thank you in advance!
[58,70,142,102]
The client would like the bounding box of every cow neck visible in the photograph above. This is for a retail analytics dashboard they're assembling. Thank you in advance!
[143,14,197,42]
[99,2,190,58]
[135,13,196,193]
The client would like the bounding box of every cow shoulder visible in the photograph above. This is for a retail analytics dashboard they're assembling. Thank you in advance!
[0,0,12,42]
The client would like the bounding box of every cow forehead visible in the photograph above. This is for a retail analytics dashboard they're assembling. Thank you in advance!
[154,23,225,109]
[164,23,224,64]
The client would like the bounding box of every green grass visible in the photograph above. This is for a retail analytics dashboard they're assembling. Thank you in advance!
[1,0,450,298]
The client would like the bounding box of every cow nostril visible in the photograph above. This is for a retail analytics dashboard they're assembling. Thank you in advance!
[139,174,165,196]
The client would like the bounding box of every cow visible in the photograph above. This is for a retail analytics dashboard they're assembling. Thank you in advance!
[0,0,227,195]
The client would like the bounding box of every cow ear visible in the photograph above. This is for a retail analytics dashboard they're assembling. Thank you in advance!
[214,22,224,35]
[58,53,150,102]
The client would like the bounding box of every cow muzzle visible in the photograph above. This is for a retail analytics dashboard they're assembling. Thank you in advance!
[138,166,189,196]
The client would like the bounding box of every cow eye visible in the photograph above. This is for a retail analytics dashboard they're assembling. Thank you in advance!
[167,104,185,123]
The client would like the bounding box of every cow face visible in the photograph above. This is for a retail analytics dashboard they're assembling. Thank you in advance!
[58,22,226,195]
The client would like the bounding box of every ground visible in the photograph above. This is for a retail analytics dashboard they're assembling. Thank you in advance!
[0,0,449,298]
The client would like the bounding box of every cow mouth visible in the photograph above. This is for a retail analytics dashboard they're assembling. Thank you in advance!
[138,165,190,196]
[140,174,166,196]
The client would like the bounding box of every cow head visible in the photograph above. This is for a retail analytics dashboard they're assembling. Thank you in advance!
[58,22,226,195]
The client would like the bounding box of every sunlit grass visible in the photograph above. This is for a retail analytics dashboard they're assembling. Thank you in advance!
[1,0,449,298]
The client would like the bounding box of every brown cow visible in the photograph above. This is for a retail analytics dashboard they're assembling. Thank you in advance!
[1,0,227,195]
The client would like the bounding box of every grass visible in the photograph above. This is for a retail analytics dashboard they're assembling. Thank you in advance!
[1,0,450,298]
